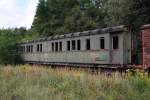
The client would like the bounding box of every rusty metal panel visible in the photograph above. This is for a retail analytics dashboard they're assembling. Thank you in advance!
[141,25,150,68]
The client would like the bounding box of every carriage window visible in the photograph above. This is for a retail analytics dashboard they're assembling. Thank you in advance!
[37,44,42,52]
[52,42,54,52]
[100,37,105,49]
[55,42,58,52]
[28,46,30,52]
[37,44,39,52]
[28,46,29,53]
[86,39,90,50]
[72,40,76,50]
[77,40,81,50]
[26,45,29,53]
[113,36,119,50]
[67,41,70,51]
[40,44,42,52]
[31,45,33,53]
[59,42,62,51]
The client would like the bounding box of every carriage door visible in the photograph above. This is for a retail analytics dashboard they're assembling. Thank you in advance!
[111,35,121,64]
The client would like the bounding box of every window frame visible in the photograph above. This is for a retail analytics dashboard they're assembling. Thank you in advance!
[112,36,119,50]
[55,42,58,52]
[37,44,39,52]
[100,37,105,49]
[77,40,81,50]
[40,44,42,52]
[52,42,54,52]
[67,41,70,51]
[86,38,91,50]
[72,40,76,50]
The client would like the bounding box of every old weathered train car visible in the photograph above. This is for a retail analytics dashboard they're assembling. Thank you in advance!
[18,25,132,67]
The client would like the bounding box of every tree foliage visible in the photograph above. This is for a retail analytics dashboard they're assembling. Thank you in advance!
[103,0,131,26]
[32,0,150,36]
[0,29,23,65]
[32,0,106,36]
[130,0,150,28]
[104,0,150,28]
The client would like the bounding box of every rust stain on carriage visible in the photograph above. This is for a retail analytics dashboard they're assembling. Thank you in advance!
[141,25,150,68]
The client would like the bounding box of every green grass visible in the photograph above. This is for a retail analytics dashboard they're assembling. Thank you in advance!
[0,65,150,100]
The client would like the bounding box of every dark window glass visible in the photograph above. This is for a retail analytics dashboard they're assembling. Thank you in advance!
[37,44,39,52]
[59,42,62,51]
[40,44,42,52]
[77,40,81,50]
[67,41,70,51]
[28,46,29,52]
[86,39,90,50]
[100,37,105,49]
[55,42,58,52]
[113,36,119,50]
[72,40,76,50]
[29,46,31,52]
[30,46,31,52]
[52,42,54,52]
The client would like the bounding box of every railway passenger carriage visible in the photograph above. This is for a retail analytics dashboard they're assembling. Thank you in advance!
[18,25,132,67]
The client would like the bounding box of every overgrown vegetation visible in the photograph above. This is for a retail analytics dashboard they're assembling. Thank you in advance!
[0,65,149,100]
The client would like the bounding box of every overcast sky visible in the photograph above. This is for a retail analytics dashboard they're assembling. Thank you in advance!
[0,0,39,29]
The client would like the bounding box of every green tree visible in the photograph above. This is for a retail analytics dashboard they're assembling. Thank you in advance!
[103,0,150,28]
[130,0,150,28]
[32,0,106,36]
[0,30,22,65]
[103,0,132,26]
[32,0,49,36]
